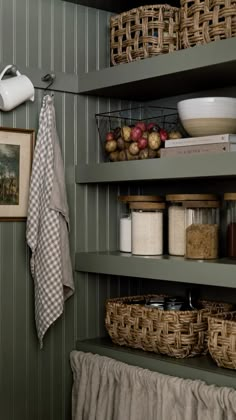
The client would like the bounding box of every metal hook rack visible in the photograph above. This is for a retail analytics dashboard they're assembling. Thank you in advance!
[41,72,56,91]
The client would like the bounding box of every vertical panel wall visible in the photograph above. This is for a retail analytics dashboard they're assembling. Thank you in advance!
[0,1,113,419]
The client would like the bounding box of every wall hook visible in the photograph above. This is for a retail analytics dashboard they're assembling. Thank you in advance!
[41,72,56,91]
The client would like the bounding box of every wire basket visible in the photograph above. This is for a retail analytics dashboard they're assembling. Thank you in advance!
[96,106,180,162]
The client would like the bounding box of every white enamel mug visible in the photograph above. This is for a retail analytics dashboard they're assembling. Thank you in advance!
[0,64,35,111]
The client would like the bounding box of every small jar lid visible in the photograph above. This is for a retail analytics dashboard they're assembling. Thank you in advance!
[183,200,220,208]
[129,202,165,210]
[166,194,218,202]
[118,195,164,203]
[224,193,236,200]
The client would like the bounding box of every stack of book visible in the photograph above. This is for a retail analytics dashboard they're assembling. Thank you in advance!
[160,134,236,158]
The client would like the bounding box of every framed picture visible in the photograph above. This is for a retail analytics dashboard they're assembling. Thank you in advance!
[0,127,35,221]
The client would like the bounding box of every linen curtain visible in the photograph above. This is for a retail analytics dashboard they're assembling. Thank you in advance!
[70,350,236,420]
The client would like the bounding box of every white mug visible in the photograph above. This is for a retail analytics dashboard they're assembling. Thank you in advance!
[0,64,35,111]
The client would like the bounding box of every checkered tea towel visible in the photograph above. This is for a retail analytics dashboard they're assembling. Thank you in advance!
[26,94,74,348]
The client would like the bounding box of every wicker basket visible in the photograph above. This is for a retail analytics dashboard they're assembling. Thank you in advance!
[110,4,180,66]
[180,0,236,49]
[105,295,233,358]
[208,311,236,370]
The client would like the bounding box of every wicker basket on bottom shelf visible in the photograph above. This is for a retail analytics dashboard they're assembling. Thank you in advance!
[105,295,234,359]
[208,311,236,370]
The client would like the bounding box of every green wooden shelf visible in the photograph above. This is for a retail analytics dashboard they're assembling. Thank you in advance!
[75,251,236,288]
[78,37,236,100]
[76,152,236,183]
[76,337,236,389]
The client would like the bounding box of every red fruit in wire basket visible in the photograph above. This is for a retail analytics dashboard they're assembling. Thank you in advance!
[130,126,142,141]
[147,122,159,132]
[106,131,114,141]
[135,121,146,132]
[138,137,148,150]
[159,128,168,142]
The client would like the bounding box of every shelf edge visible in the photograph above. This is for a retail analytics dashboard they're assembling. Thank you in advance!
[76,338,236,389]
[75,252,236,288]
[75,153,236,183]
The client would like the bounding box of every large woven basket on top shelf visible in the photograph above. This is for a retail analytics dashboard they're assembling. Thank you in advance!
[180,0,236,49]
[110,4,180,66]
[208,311,236,370]
[105,295,234,358]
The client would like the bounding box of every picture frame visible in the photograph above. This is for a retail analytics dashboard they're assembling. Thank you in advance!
[0,127,35,221]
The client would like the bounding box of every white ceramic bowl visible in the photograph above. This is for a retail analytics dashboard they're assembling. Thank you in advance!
[177,97,236,137]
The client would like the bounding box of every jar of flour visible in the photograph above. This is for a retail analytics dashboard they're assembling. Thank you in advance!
[130,201,166,256]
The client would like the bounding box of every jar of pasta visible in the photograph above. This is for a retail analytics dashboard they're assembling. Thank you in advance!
[166,194,219,257]
[184,195,220,260]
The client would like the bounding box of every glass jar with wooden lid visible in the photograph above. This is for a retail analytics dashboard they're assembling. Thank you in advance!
[166,194,219,258]
[129,201,166,256]
[118,195,164,253]
[224,193,236,258]
[183,195,220,260]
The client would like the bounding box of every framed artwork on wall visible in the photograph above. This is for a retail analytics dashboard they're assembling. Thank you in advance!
[0,127,35,220]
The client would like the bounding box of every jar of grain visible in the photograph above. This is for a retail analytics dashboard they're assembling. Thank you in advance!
[118,195,163,253]
[166,194,219,257]
[184,195,220,260]
[130,201,166,255]
[223,193,236,258]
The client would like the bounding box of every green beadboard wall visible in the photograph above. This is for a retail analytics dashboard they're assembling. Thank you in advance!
[0,1,114,419]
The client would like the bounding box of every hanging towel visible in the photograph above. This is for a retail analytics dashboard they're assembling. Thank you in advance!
[26,94,74,347]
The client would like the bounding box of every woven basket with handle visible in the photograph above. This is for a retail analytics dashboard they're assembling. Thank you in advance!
[110,4,180,66]
[208,311,236,370]
[180,0,236,49]
[105,295,234,358]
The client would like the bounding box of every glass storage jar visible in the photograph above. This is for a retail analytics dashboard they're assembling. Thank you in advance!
[118,195,163,253]
[166,194,188,256]
[184,196,220,259]
[224,193,236,258]
[166,194,219,257]
[119,213,132,253]
[130,201,166,255]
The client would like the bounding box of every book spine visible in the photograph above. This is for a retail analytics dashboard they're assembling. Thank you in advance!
[160,143,230,157]
[165,134,233,148]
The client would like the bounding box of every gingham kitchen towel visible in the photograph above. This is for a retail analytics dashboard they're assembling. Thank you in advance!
[26,94,74,348]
